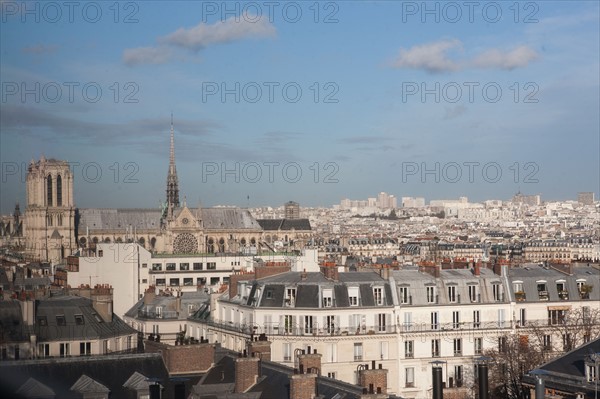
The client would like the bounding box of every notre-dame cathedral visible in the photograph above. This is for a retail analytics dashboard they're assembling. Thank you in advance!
[19,119,312,263]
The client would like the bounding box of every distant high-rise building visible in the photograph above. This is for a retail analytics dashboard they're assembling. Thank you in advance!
[512,192,541,206]
[402,197,425,208]
[284,201,300,219]
[577,192,595,205]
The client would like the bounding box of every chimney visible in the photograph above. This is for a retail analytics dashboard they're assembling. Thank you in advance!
[477,363,489,399]
[358,362,388,395]
[290,369,317,399]
[380,265,390,280]
[247,335,271,361]
[21,298,35,326]
[298,349,322,377]
[432,365,443,399]
[434,264,441,278]
[235,354,260,393]
[143,287,156,305]
[91,285,113,322]
[301,269,308,281]
[474,262,481,276]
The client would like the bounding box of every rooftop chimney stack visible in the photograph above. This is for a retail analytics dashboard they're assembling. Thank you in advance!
[234,353,260,393]
[91,284,113,322]
[358,362,388,397]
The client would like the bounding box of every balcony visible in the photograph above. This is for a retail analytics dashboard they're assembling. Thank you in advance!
[537,290,549,301]
[515,291,526,302]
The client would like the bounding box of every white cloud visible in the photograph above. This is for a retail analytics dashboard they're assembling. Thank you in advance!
[471,45,539,70]
[391,39,462,73]
[122,46,171,66]
[391,39,539,73]
[122,13,276,65]
[161,13,276,51]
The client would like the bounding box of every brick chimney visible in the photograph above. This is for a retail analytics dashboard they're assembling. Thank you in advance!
[290,369,317,399]
[91,284,113,322]
[298,349,322,376]
[358,361,388,396]
[320,262,339,281]
[247,334,271,361]
[473,262,481,276]
[235,353,260,393]
[143,286,156,305]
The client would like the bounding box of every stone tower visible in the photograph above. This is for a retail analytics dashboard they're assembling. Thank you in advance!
[24,156,76,262]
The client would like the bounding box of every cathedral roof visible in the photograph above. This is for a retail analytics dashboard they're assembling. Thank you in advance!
[77,208,261,231]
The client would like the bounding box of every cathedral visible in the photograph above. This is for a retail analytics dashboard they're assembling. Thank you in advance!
[20,119,312,263]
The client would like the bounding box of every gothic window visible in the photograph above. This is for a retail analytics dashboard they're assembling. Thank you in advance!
[207,238,215,253]
[218,238,225,252]
[174,233,197,254]
[150,237,156,248]
[47,175,53,206]
[56,175,62,206]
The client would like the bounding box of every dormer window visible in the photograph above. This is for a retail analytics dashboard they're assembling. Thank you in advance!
[586,357,599,382]
[266,290,273,299]
[399,286,410,304]
[426,286,436,303]
[447,285,457,303]
[556,280,568,300]
[322,289,333,307]
[75,315,84,325]
[348,287,359,306]
[537,281,548,300]
[56,315,66,326]
[373,287,383,305]
[285,288,296,306]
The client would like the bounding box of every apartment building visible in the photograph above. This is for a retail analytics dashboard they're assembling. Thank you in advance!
[187,263,599,398]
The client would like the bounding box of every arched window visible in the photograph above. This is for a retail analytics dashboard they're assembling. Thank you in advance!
[47,175,53,206]
[56,175,62,206]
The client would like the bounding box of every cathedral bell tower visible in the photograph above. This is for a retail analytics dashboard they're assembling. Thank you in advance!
[24,156,76,262]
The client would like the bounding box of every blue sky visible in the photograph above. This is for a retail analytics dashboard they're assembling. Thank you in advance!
[1,1,599,212]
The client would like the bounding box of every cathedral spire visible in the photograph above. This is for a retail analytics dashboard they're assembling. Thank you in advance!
[166,113,180,208]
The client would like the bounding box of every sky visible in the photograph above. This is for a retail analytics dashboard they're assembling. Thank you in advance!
[1,0,599,213]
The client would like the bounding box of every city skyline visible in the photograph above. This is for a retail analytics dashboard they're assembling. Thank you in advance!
[1,1,599,212]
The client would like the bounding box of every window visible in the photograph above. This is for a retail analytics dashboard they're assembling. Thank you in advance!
[193,262,203,270]
[169,278,180,286]
[285,288,296,306]
[60,343,70,357]
[127,335,132,350]
[426,286,436,303]
[373,287,383,305]
[197,277,206,286]
[325,315,336,334]
[448,286,457,303]
[141,278,147,284]
[38,316,47,326]
[304,315,314,334]
[454,365,463,387]
[405,340,414,358]
[377,314,387,332]
[284,315,294,333]
[327,372,337,379]
[75,315,84,325]
[180,263,189,271]
[403,312,413,331]
[543,335,552,351]
[380,341,389,359]
[283,342,292,361]
[432,339,440,357]
[586,363,598,382]
[326,343,337,363]
[431,311,439,330]
[354,343,363,361]
[399,286,410,304]
[38,343,50,358]
[56,315,66,326]
[348,287,359,306]
[548,309,567,325]
[453,338,462,356]
[207,262,217,270]
[518,308,526,327]
[156,307,163,318]
[142,263,147,268]
[498,309,506,328]
[152,263,162,271]
[498,337,507,353]
[166,263,176,271]
[556,281,568,299]
[405,367,415,387]
[210,277,220,285]
[183,278,193,286]
[537,281,548,300]
[492,284,502,301]
[452,311,460,329]
[562,334,572,351]
[322,289,333,307]
[473,310,480,328]
[468,284,478,302]
[79,342,91,356]
[156,278,166,286]
[474,337,483,355]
